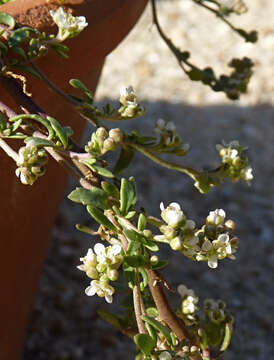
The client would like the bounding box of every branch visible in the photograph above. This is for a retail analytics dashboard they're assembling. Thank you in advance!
[128,143,199,180]
[0,137,19,162]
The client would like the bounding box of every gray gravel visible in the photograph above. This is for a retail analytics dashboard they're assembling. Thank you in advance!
[23,1,274,359]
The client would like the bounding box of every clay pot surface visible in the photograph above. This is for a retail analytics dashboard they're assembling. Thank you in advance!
[0,1,147,359]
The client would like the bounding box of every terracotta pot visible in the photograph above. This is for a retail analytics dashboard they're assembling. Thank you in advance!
[0,0,148,359]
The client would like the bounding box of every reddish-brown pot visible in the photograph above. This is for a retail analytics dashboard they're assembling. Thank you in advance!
[0,1,148,359]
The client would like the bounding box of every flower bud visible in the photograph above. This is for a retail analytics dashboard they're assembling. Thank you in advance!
[225,219,235,232]
[107,269,119,281]
[170,236,183,251]
[150,255,159,265]
[103,138,116,152]
[160,225,177,240]
[86,268,99,279]
[143,229,152,238]
[96,127,108,140]
[109,128,123,143]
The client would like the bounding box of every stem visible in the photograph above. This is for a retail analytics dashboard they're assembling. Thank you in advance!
[30,63,98,127]
[0,138,19,162]
[133,271,147,334]
[147,269,193,343]
[129,143,199,180]
[0,74,84,153]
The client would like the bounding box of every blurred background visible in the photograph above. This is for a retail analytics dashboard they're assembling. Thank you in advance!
[23,1,274,359]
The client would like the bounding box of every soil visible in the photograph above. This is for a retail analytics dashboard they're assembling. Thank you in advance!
[23,1,274,359]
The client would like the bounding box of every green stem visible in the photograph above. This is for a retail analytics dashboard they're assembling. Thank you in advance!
[128,143,199,180]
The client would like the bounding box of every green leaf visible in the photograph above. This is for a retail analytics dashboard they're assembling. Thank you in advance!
[68,187,108,209]
[46,116,69,148]
[146,307,158,318]
[113,147,134,175]
[97,309,122,330]
[125,211,136,219]
[124,255,147,268]
[134,334,156,356]
[220,321,233,352]
[127,240,141,255]
[24,137,55,148]
[0,12,16,29]
[120,178,137,215]
[89,164,114,178]
[137,213,147,231]
[75,224,98,236]
[139,268,148,291]
[123,228,146,245]
[69,78,93,101]
[142,316,172,344]
[101,181,120,198]
[0,40,8,55]
[12,65,42,79]
[143,239,159,252]
[123,264,136,289]
[86,205,116,232]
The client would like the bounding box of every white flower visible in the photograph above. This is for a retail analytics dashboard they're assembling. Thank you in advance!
[177,284,194,298]
[160,202,185,228]
[213,233,232,257]
[85,280,114,303]
[207,209,226,226]
[94,243,121,264]
[208,255,218,269]
[50,7,88,40]
[156,118,166,131]
[182,296,198,314]
[159,351,172,360]
[119,86,137,107]
[166,121,176,132]
[78,248,97,269]
[243,166,253,181]
[184,220,196,231]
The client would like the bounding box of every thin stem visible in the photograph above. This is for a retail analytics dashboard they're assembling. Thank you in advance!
[32,131,94,190]
[192,0,238,33]
[0,74,84,153]
[30,63,98,127]
[129,143,199,180]
[0,137,19,162]
[133,271,147,334]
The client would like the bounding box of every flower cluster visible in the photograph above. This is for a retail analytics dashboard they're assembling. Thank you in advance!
[203,299,227,324]
[77,242,123,303]
[221,0,248,15]
[178,284,199,315]
[15,145,48,185]
[155,119,189,155]
[85,127,123,156]
[50,7,88,41]
[118,86,145,118]
[155,203,238,269]
[216,140,253,183]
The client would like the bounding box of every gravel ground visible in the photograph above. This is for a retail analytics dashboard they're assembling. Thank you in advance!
[23,1,274,359]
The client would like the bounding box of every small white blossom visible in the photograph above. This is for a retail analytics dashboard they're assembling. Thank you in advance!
[50,7,88,41]
[160,202,185,228]
[207,209,226,226]
[177,284,194,298]
[207,255,218,269]
[166,121,176,132]
[85,280,114,303]
[159,351,172,360]
[243,166,253,181]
